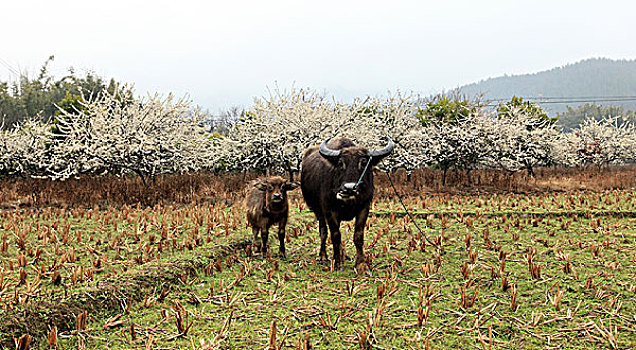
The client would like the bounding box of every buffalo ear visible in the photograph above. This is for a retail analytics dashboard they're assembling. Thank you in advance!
[370,152,394,167]
[369,137,395,166]
[254,181,267,190]
[321,154,340,166]
[283,181,300,191]
[370,156,385,167]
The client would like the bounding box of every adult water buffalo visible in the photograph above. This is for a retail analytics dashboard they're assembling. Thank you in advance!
[300,137,394,271]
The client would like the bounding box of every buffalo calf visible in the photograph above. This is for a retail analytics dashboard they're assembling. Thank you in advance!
[245,176,299,258]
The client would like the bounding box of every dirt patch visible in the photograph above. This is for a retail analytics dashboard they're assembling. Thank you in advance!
[0,238,251,348]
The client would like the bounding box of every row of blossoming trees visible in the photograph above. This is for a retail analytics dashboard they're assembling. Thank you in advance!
[1,87,635,183]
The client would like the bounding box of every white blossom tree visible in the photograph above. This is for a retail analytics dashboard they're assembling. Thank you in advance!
[562,116,636,169]
[219,89,429,179]
[219,87,357,180]
[487,102,562,176]
[414,96,492,185]
[418,120,464,184]
[345,92,428,174]
[51,89,214,183]
[0,123,19,175]
[0,118,62,178]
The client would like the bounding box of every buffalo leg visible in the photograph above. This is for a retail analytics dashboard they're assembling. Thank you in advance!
[277,216,288,258]
[318,216,329,262]
[327,216,342,269]
[354,207,369,267]
[252,227,261,252]
[261,226,269,256]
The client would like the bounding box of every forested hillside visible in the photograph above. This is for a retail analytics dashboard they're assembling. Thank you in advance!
[459,58,636,119]
[0,56,122,128]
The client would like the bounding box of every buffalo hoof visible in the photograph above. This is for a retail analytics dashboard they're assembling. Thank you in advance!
[317,258,330,265]
[317,253,329,265]
[330,260,343,272]
[355,262,372,277]
[279,251,287,260]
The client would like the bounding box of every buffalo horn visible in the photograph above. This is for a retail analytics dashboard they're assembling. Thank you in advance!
[319,138,341,159]
[369,137,395,158]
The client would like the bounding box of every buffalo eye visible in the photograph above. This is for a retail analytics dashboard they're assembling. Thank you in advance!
[359,157,369,169]
[267,185,274,191]
[337,158,346,169]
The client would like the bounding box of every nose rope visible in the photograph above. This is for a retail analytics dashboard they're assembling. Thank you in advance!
[354,156,373,189]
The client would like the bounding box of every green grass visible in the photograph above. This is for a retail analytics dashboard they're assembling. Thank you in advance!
[1,190,635,349]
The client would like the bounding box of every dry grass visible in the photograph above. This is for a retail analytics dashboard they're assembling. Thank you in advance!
[1,166,635,210]
[0,172,255,209]
[374,165,636,198]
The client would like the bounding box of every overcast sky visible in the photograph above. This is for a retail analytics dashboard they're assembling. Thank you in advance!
[2,0,635,112]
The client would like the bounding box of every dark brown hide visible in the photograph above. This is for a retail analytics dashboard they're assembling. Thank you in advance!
[300,137,393,270]
[245,176,298,257]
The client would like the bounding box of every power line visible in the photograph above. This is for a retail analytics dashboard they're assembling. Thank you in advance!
[533,98,636,105]
[488,95,636,101]
[0,57,19,77]
[483,96,636,107]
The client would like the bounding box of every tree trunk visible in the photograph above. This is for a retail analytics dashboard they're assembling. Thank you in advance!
[134,170,147,187]
[526,166,535,178]
[442,167,448,186]
[285,164,295,182]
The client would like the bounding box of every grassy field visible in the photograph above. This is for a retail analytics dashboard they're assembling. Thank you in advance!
[0,170,635,349]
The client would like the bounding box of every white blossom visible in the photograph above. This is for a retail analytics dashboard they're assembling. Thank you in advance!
[562,116,636,168]
[49,89,214,181]
[3,87,636,182]
[485,105,562,175]
[219,87,357,179]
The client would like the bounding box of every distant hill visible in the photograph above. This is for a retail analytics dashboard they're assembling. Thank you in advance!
[458,58,636,116]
